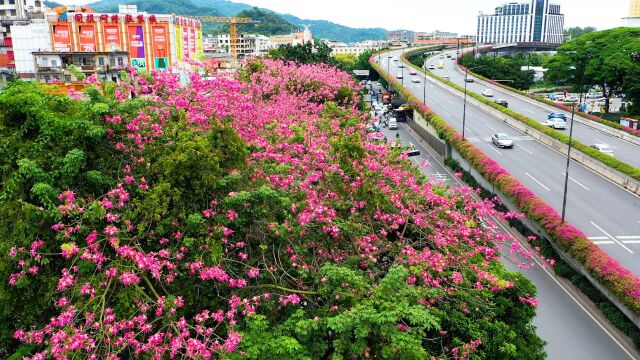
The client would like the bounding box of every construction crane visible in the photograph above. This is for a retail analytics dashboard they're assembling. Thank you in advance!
[191,16,261,63]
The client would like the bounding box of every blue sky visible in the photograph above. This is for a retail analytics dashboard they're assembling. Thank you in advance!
[63,0,629,35]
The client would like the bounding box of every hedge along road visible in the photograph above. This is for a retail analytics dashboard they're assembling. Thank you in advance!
[435,49,640,172]
[377,50,640,278]
[377,108,638,359]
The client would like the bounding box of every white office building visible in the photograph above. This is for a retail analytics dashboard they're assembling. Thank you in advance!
[476,0,564,45]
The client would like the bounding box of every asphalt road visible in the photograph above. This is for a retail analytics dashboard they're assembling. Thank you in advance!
[381,117,638,359]
[432,50,640,170]
[376,50,640,279]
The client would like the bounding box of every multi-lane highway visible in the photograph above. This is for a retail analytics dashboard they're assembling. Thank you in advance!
[433,50,640,168]
[369,107,638,359]
[377,50,640,280]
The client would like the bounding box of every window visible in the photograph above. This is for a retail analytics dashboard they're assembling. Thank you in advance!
[109,57,115,66]
[98,57,105,66]
[10,9,16,16]
[9,0,15,4]
[117,57,124,66]
[51,59,57,67]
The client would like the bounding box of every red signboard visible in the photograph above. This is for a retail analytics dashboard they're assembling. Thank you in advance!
[151,25,168,58]
[103,25,121,51]
[53,24,71,52]
[79,25,96,52]
[182,26,190,59]
[189,27,196,56]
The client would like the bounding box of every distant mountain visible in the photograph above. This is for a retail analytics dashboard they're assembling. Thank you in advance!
[85,0,389,43]
[281,15,387,42]
[89,0,221,16]
[44,0,62,7]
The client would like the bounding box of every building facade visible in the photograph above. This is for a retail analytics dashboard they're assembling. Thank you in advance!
[0,0,46,71]
[476,0,564,45]
[43,5,203,74]
[627,0,640,26]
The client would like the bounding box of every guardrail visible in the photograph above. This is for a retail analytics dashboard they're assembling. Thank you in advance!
[371,50,640,327]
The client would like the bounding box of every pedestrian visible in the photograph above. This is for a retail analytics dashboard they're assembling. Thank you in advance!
[588,103,594,114]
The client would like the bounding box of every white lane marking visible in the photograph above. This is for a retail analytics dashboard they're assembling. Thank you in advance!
[516,144,534,155]
[623,240,640,244]
[615,236,640,240]
[588,236,608,240]
[524,108,537,115]
[561,172,590,191]
[593,241,616,245]
[486,144,503,156]
[525,172,551,192]
[441,110,451,117]
[401,116,640,360]
[485,124,498,132]
[595,139,618,150]
[590,221,634,254]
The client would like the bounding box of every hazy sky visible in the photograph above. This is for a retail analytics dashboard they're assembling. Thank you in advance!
[60,0,629,35]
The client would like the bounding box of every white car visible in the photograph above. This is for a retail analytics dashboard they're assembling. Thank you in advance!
[396,72,403,79]
[542,118,567,129]
[388,117,398,130]
[411,77,420,83]
[482,89,494,97]
[398,63,405,68]
[590,143,614,156]
[428,65,435,70]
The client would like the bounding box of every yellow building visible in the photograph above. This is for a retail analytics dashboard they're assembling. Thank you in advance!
[631,0,640,17]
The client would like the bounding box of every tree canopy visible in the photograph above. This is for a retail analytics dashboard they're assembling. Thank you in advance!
[545,27,640,115]
[1,60,544,359]
[458,54,536,90]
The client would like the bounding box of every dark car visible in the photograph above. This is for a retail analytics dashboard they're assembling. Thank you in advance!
[548,112,567,120]
[494,99,508,107]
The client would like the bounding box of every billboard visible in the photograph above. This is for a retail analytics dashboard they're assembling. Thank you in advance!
[128,25,146,71]
[78,25,96,52]
[103,25,121,51]
[182,26,190,59]
[189,27,196,58]
[152,25,169,71]
[53,24,72,52]
[196,29,203,58]
[175,26,183,62]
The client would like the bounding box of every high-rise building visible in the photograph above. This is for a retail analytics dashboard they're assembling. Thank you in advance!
[476,0,564,45]
[0,0,46,72]
[630,0,640,17]
[626,0,640,26]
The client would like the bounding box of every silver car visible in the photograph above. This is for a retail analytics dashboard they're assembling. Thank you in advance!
[492,133,514,148]
[590,143,614,156]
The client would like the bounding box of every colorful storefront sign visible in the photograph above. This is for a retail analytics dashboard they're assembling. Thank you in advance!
[182,26,190,59]
[128,25,146,71]
[53,24,72,52]
[189,27,196,59]
[103,25,121,51]
[78,25,96,52]
[175,26,183,62]
[152,25,169,71]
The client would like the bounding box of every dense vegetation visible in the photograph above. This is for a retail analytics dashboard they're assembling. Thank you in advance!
[563,26,597,40]
[0,59,544,358]
[458,54,540,90]
[545,27,640,116]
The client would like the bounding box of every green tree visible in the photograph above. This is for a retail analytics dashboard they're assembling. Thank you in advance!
[563,26,597,40]
[545,27,640,114]
[459,55,535,90]
[269,41,336,66]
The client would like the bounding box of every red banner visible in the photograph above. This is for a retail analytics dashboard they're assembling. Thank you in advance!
[53,24,71,52]
[182,26,189,58]
[79,25,96,52]
[103,25,121,51]
[151,25,168,58]
[189,27,196,56]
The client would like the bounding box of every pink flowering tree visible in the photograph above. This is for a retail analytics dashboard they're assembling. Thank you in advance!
[0,60,544,359]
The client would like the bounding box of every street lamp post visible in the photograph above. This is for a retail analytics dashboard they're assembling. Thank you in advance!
[423,54,428,104]
[462,64,486,139]
[561,92,583,222]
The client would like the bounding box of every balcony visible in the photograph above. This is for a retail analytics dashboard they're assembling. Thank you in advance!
[37,66,62,72]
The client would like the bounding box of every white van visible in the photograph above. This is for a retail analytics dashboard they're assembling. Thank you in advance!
[388,117,398,130]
